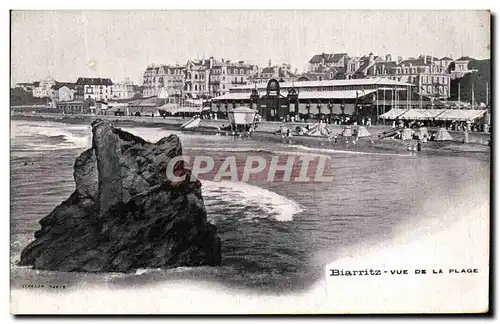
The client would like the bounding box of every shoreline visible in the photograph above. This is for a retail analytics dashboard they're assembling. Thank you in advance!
[11,113,490,157]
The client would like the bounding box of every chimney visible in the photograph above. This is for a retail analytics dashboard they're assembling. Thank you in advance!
[450,53,453,59]
[397,56,403,64]
[268,59,272,67]
[385,54,392,62]
[369,52,374,64]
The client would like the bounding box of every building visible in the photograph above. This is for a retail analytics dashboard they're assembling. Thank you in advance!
[75,77,113,101]
[10,87,48,106]
[451,56,478,79]
[55,100,91,114]
[33,76,57,98]
[111,78,135,100]
[364,55,452,100]
[348,53,387,79]
[142,64,185,98]
[52,82,76,102]
[210,78,415,123]
[185,59,211,98]
[308,53,349,73]
[248,62,297,84]
[209,58,258,97]
[14,82,37,93]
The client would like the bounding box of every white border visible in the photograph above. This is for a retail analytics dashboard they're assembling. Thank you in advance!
[3,1,497,322]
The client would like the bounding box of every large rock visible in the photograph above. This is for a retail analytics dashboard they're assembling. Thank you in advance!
[19,119,221,272]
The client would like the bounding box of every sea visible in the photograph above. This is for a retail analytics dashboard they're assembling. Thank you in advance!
[10,119,490,293]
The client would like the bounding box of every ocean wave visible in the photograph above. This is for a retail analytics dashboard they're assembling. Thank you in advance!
[285,144,413,157]
[202,180,303,222]
[11,121,92,151]
[187,144,412,158]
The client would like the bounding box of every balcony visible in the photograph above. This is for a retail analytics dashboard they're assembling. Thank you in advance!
[231,80,246,85]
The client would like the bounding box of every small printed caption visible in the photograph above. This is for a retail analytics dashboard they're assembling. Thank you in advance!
[21,283,67,290]
[329,268,479,277]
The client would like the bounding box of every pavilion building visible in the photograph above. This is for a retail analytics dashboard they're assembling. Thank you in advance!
[209,78,418,124]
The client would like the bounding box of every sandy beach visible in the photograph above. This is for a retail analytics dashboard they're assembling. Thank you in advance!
[11,112,491,156]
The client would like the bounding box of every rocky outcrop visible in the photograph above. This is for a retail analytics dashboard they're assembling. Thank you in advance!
[19,119,221,272]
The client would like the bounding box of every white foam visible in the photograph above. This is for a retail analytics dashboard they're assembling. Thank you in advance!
[286,144,413,157]
[202,180,303,222]
[11,121,92,150]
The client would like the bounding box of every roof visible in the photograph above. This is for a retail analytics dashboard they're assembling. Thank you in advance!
[261,67,275,74]
[351,56,374,75]
[439,56,453,61]
[76,78,113,86]
[52,82,76,90]
[379,108,487,121]
[378,109,409,119]
[309,53,348,64]
[297,89,377,100]
[398,109,445,120]
[232,78,415,91]
[211,91,266,101]
[297,72,319,81]
[397,58,427,66]
[211,89,376,101]
[434,109,486,121]
[455,56,476,61]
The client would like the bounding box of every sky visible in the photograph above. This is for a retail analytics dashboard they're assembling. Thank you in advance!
[10,10,490,86]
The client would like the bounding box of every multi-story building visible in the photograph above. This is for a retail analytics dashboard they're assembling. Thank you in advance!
[141,57,258,99]
[451,56,478,79]
[52,82,76,102]
[185,59,211,98]
[248,62,296,84]
[33,76,57,98]
[142,64,185,98]
[75,77,113,101]
[209,58,257,97]
[348,53,388,79]
[308,53,349,73]
[365,55,451,99]
[111,78,135,100]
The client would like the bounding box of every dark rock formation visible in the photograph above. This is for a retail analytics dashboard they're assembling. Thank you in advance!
[19,119,221,272]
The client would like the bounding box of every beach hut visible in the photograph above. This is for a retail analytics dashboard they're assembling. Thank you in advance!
[434,128,453,141]
[306,122,330,137]
[416,127,429,139]
[401,128,414,141]
[341,125,352,137]
[228,106,257,133]
[356,126,371,138]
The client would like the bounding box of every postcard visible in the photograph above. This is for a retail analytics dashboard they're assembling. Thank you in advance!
[10,9,490,314]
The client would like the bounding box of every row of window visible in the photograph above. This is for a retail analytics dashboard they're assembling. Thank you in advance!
[420,75,449,84]
[145,69,183,76]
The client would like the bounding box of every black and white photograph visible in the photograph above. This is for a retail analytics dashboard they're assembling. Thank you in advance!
[9,9,491,314]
